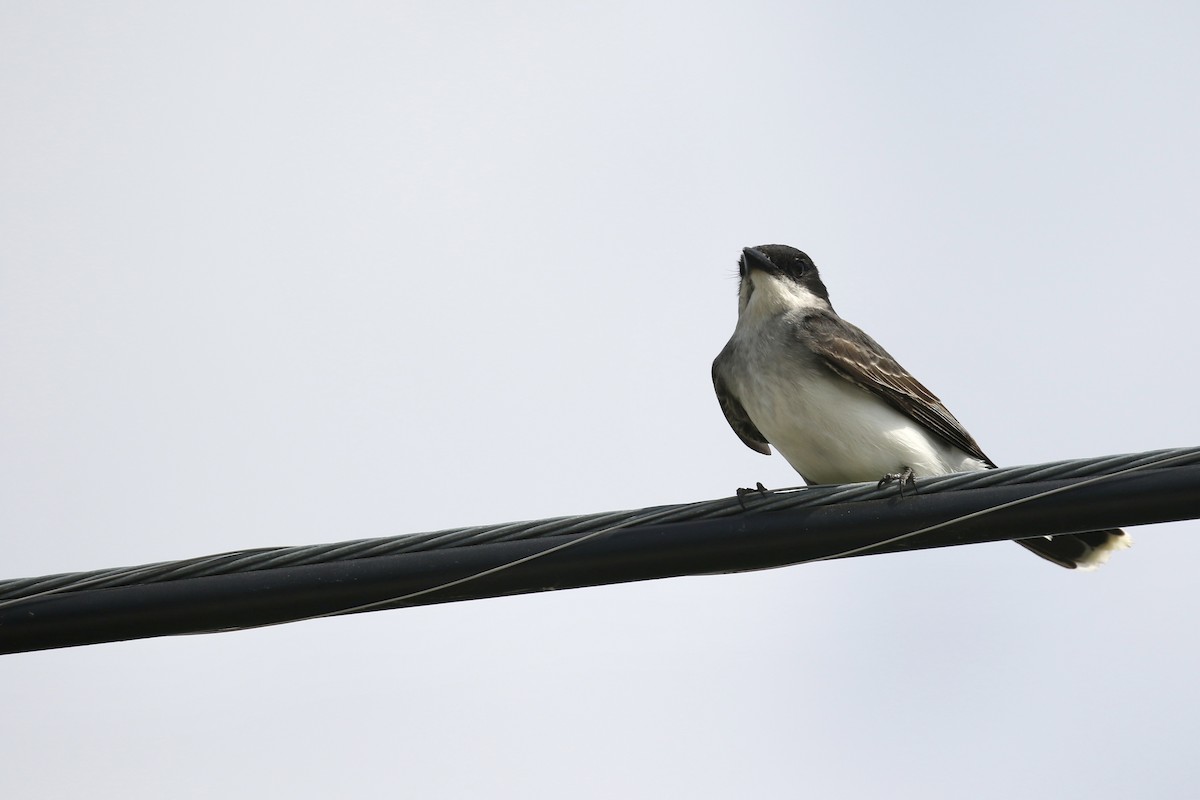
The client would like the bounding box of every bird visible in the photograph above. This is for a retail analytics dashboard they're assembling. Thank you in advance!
[711,244,1130,569]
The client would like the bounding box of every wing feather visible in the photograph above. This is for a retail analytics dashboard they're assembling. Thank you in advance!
[799,312,995,467]
[711,357,772,456]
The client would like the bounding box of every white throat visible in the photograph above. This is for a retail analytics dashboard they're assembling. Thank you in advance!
[738,272,830,329]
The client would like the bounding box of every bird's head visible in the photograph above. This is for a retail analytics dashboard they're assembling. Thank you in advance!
[737,244,832,318]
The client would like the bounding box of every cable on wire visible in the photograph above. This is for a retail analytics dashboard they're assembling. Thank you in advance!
[1,446,1199,655]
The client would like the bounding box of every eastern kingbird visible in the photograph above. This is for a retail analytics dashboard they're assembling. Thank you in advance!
[712,244,1129,569]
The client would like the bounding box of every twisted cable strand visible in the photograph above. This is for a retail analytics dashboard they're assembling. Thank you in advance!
[2,446,1195,604]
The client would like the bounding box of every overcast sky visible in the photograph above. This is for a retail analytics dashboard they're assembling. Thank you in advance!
[3,2,1200,797]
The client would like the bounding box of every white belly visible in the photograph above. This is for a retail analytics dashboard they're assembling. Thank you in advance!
[736,360,987,485]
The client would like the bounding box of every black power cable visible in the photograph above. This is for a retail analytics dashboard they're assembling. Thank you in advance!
[1,447,1197,655]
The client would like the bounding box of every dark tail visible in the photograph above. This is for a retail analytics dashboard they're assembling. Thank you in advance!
[1015,529,1131,569]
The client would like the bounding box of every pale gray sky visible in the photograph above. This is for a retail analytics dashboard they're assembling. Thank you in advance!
[3,2,1199,797]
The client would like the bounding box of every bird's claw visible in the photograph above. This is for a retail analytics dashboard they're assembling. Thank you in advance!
[736,481,771,510]
[877,467,917,496]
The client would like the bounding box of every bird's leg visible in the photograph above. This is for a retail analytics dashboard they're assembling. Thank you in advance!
[877,466,917,496]
[736,481,771,510]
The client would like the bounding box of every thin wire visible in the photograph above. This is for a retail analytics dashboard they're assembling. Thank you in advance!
[332,449,1196,602]
[197,505,692,634]
[194,447,1194,635]
[798,449,1199,563]
[2,447,1196,613]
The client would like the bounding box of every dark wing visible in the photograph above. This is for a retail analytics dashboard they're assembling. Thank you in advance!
[712,356,772,456]
[800,312,996,467]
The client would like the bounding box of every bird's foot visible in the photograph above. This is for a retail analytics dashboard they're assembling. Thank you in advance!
[736,482,771,510]
[877,467,917,496]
